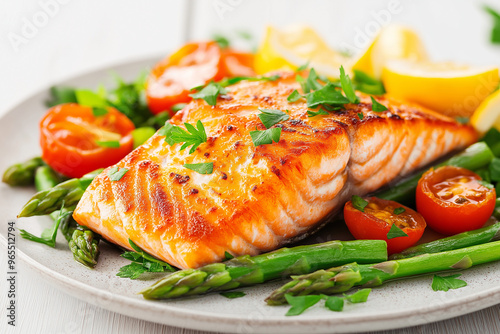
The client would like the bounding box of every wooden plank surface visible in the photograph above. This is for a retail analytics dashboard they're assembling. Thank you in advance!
[4,260,499,334]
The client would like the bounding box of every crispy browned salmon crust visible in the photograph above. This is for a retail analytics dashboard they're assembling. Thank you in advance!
[73,72,477,269]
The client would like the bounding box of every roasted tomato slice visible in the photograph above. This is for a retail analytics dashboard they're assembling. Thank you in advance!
[416,166,496,235]
[146,41,226,115]
[40,103,135,178]
[221,49,255,77]
[344,197,426,254]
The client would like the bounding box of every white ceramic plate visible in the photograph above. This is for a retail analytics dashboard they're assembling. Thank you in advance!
[1,58,500,334]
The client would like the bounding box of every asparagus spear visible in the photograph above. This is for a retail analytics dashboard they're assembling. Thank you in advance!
[266,240,500,305]
[390,222,500,260]
[34,166,100,268]
[140,240,387,300]
[376,142,494,203]
[2,157,46,186]
[18,169,102,217]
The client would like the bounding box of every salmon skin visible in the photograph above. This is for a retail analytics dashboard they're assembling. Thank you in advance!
[73,72,477,269]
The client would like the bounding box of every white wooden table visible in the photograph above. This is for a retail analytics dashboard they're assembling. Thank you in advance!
[2,0,500,333]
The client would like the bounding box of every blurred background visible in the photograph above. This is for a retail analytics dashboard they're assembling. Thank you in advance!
[1,0,499,114]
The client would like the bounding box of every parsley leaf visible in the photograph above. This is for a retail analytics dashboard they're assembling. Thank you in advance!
[482,127,500,156]
[352,70,386,95]
[307,109,329,118]
[387,224,409,239]
[258,108,289,129]
[220,291,246,299]
[344,288,371,303]
[19,209,71,248]
[161,120,208,154]
[171,103,186,112]
[213,34,230,48]
[287,89,302,102]
[357,112,364,120]
[324,296,344,312]
[296,61,310,71]
[393,207,406,215]
[285,294,323,316]
[371,96,388,112]
[431,274,467,292]
[224,251,234,260]
[339,66,359,103]
[351,195,368,212]
[190,82,227,106]
[107,166,129,181]
[305,68,324,92]
[250,128,282,146]
[305,82,350,108]
[45,86,78,107]
[484,5,500,44]
[95,140,120,148]
[218,75,280,87]
[117,239,176,279]
[183,162,214,174]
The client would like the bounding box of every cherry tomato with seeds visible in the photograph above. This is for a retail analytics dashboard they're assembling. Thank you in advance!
[40,103,135,178]
[344,197,427,254]
[416,166,496,235]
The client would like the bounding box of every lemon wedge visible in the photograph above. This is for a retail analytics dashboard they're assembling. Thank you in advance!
[382,60,499,117]
[352,25,428,79]
[254,25,350,79]
[470,89,500,134]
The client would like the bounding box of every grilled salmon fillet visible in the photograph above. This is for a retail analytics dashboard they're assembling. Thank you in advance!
[73,72,477,269]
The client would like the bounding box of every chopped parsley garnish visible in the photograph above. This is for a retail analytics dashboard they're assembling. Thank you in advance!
[284,289,371,316]
[352,70,386,95]
[217,74,280,88]
[357,112,364,120]
[296,61,310,72]
[257,108,289,128]
[250,128,282,146]
[307,109,329,118]
[431,274,467,292]
[305,68,324,92]
[224,251,234,260]
[171,103,187,112]
[75,90,109,116]
[183,162,214,175]
[213,34,230,48]
[220,291,246,299]
[305,82,350,108]
[287,89,302,102]
[371,96,388,112]
[339,66,359,104]
[386,223,409,239]
[393,207,406,215]
[285,294,323,316]
[159,120,208,154]
[19,209,71,248]
[484,5,500,44]
[189,82,227,106]
[107,166,129,181]
[95,140,120,148]
[351,195,369,212]
[324,296,344,312]
[117,239,176,279]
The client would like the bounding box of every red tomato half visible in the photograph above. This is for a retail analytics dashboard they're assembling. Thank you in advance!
[416,166,496,235]
[146,41,226,115]
[40,103,135,178]
[344,197,426,254]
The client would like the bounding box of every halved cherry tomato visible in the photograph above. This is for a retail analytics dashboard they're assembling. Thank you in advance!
[344,197,426,254]
[40,103,135,178]
[221,49,255,77]
[146,41,226,115]
[416,166,496,235]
